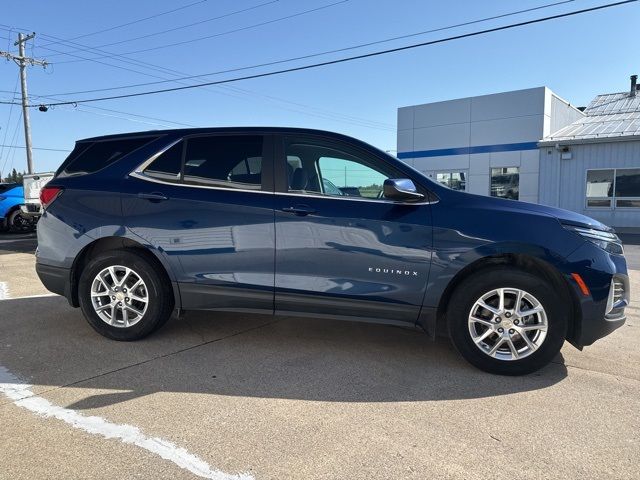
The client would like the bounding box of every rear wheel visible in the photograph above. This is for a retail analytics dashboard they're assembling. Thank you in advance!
[447,267,567,375]
[78,249,174,341]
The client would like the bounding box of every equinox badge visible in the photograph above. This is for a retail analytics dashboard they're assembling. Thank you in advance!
[369,267,418,276]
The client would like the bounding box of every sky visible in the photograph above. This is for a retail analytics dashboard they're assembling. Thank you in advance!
[0,0,638,175]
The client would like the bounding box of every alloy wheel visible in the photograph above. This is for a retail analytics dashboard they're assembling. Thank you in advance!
[90,265,149,328]
[468,287,548,361]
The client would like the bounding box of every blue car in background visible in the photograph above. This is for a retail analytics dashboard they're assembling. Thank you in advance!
[35,128,630,375]
[0,183,33,232]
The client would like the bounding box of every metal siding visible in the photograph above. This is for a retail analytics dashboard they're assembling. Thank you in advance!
[541,141,640,228]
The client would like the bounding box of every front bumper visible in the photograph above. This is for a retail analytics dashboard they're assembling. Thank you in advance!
[565,243,630,347]
[20,203,43,218]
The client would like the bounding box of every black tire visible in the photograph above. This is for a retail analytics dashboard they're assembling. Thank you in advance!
[447,267,567,375]
[78,249,174,341]
[8,208,34,233]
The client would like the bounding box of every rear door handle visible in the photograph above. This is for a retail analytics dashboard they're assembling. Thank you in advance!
[138,192,169,202]
[281,205,316,216]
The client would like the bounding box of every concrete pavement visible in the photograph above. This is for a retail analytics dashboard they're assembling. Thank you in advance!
[0,235,638,479]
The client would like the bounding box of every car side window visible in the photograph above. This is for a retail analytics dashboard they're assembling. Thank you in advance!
[318,156,387,199]
[285,140,396,199]
[143,141,183,183]
[183,135,263,190]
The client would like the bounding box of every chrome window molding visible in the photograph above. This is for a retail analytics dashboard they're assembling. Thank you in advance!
[130,171,275,195]
[280,190,435,206]
[130,139,437,204]
[130,138,273,195]
[132,138,183,175]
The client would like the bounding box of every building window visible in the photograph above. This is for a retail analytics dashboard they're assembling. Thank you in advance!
[490,167,519,200]
[615,168,640,208]
[586,169,614,207]
[586,168,640,209]
[436,171,466,191]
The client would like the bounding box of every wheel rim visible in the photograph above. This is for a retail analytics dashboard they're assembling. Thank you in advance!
[468,288,548,361]
[90,265,149,328]
[11,211,30,231]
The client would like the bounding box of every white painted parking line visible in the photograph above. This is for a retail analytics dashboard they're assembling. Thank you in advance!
[0,292,58,301]
[0,366,253,480]
[0,282,9,300]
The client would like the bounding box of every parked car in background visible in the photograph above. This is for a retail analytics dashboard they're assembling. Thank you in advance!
[35,128,630,375]
[0,183,34,232]
[21,172,55,221]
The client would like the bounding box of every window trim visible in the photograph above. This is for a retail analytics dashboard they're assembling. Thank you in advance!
[489,166,520,200]
[275,134,434,205]
[585,167,640,210]
[130,134,275,194]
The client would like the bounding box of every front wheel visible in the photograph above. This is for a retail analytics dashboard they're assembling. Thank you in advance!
[447,267,567,375]
[8,209,34,232]
[78,249,174,341]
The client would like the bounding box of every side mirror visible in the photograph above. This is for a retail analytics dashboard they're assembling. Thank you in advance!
[383,178,425,202]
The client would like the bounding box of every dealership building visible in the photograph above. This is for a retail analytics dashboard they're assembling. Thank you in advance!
[397,76,640,229]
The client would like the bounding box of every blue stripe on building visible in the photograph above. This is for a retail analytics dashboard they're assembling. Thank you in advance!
[397,142,539,159]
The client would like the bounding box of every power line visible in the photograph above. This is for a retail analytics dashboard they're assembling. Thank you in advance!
[8,0,634,108]
[0,74,19,165]
[45,0,279,57]
[36,94,198,128]
[38,0,210,47]
[38,0,579,98]
[1,34,393,130]
[0,2,392,131]
[53,0,351,64]
[1,110,22,177]
[25,36,394,131]
[0,144,70,152]
[6,2,575,132]
[3,0,572,133]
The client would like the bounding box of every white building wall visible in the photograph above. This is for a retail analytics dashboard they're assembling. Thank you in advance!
[397,87,583,203]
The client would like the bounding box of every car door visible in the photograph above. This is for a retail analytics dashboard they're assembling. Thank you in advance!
[122,133,275,313]
[274,134,433,324]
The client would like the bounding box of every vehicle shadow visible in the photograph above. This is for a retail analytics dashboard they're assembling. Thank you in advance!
[0,296,568,409]
[0,231,37,254]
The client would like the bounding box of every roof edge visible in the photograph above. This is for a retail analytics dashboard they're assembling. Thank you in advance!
[538,134,640,147]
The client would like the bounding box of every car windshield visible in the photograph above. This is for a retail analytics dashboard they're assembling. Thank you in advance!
[0,183,19,193]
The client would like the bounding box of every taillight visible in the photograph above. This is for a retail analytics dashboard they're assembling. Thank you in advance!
[40,186,63,210]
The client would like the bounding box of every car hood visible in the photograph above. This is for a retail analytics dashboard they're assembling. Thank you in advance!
[511,201,614,231]
[451,191,614,232]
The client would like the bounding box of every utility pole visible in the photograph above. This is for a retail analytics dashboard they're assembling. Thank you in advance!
[0,32,47,174]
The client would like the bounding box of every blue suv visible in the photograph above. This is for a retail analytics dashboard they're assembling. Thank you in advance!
[36,128,630,375]
[0,183,32,232]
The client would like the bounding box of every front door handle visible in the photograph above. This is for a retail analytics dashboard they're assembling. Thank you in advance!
[138,192,169,202]
[281,205,316,216]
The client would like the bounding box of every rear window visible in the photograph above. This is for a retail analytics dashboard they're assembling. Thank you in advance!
[58,136,158,177]
[182,135,264,190]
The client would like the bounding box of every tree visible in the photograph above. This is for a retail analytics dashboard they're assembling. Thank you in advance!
[1,169,25,184]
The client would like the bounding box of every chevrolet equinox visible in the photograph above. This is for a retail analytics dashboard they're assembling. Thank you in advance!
[36,128,630,375]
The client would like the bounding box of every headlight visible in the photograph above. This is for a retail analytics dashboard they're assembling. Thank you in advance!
[563,224,624,255]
